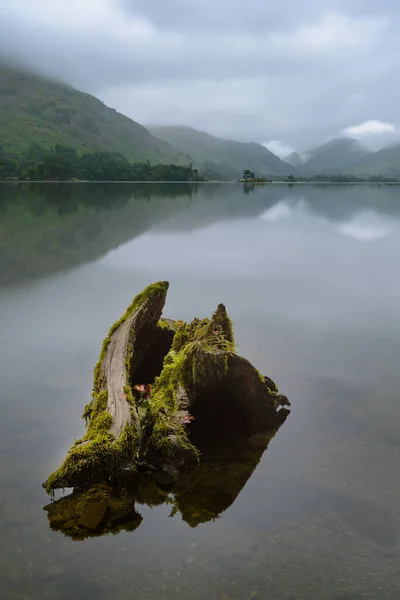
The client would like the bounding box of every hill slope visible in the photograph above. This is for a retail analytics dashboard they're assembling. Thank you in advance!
[0,64,183,163]
[298,138,370,174]
[343,144,400,178]
[148,125,293,179]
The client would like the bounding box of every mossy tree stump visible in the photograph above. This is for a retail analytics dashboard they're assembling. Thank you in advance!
[45,282,289,494]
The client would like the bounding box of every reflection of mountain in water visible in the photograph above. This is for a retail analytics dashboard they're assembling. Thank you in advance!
[44,413,289,541]
[0,183,196,286]
[291,184,400,224]
[2,182,400,286]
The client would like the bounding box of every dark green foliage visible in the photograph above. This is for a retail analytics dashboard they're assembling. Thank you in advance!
[241,169,270,183]
[291,174,400,183]
[285,174,297,183]
[0,156,19,179]
[242,169,255,181]
[0,142,203,181]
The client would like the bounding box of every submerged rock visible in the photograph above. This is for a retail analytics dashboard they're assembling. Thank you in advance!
[44,282,290,493]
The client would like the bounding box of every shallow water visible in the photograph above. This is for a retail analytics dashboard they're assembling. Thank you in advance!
[1,182,400,599]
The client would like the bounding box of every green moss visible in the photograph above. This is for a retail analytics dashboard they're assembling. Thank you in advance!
[171,323,192,353]
[252,369,280,408]
[144,316,234,460]
[44,423,139,494]
[157,318,173,330]
[211,303,235,347]
[87,412,113,436]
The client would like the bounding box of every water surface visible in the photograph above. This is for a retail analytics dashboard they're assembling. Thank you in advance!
[1,182,400,599]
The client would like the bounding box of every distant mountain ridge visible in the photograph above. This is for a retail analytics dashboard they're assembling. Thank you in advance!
[291,136,400,178]
[148,125,293,179]
[293,138,371,174]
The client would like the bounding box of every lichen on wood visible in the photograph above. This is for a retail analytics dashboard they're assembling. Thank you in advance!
[44,281,289,494]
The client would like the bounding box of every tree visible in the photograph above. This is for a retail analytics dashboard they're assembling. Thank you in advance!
[242,169,255,181]
[0,157,19,180]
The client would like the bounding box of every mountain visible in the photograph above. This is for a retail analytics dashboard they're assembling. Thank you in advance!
[148,125,293,179]
[298,138,370,174]
[0,64,183,163]
[285,151,309,167]
[342,143,400,178]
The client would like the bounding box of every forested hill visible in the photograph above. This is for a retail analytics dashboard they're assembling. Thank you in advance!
[0,64,183,163]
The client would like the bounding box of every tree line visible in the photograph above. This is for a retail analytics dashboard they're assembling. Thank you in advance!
[0,143,204,182]
[242,169,400,184]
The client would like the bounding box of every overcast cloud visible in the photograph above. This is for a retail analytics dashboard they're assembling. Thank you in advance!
[0,0,399,152]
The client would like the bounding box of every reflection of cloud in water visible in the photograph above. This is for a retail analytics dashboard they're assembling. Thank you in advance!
[259,202,293,222]
[338,211,393,242]
[259,198,307,222]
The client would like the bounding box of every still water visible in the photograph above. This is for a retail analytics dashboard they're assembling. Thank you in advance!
[1,182,400,600]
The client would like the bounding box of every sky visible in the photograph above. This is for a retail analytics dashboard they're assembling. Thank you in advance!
[0,0,399,155]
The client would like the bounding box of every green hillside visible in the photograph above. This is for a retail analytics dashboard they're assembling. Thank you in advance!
[0,64,183,163]
[344,144,400,178]
[148,125,293,179]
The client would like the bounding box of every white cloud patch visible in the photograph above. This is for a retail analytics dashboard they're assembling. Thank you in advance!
[343,120,397,136]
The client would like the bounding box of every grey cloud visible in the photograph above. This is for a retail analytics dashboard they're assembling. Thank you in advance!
[1,0,400,150]
[120,0,397,32]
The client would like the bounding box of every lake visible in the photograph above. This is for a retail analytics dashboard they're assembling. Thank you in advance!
[1,182,400,600]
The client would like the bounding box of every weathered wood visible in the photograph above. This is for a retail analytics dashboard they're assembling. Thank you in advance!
[44,282,169,493]
[45,282,289,493]
[98,283,168,439]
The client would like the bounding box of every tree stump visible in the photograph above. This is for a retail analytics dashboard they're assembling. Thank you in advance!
[44,282,289,493]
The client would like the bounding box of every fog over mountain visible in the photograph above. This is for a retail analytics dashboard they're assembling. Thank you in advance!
[1,0,400,152]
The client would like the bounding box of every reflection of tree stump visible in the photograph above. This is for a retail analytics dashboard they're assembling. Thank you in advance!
[44,282,289,493]
[44,482,142,540]
[44,411,289,539]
